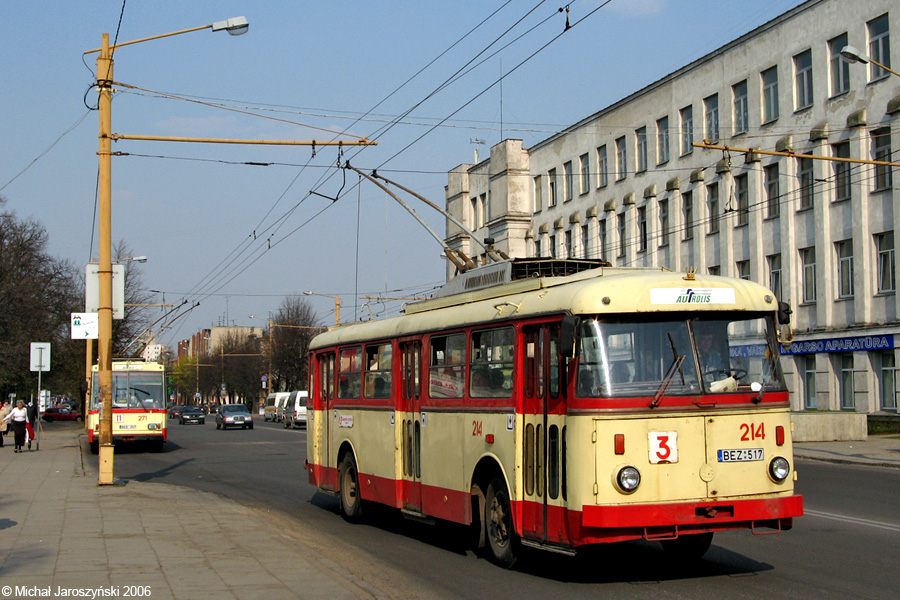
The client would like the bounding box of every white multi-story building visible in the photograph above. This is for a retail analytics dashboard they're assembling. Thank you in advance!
[446,0,898,417]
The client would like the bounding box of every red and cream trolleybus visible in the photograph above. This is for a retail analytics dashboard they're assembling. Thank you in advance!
[305,259,803,567]
[88,360,167,454]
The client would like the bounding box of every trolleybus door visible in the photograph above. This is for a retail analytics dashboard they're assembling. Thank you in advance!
[315,352,335,491]
[399,341,423,512]
[521,323,565,542]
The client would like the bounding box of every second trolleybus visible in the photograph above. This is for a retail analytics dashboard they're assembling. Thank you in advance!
[88,360,167,454]
[304,259,803,567]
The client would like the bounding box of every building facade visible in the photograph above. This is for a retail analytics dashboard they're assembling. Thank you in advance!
[446,0,898,415]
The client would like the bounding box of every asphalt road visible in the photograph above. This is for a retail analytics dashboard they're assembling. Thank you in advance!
[79,418,900,600]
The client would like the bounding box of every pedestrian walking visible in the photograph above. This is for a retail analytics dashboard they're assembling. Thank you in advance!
[0,400,11,448]
[2,399,29,452]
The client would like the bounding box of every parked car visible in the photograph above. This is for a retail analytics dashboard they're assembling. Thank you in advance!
[41,407,83,422]
[168,405,186,419]
[273,392,290,422]
[283,390,309,429]
[180,406,205,425]
[216,404,254,430]
[263,393,277,422]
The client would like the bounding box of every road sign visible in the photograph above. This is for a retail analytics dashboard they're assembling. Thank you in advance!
[71,312,100,339]
[85,264,126,319]
[30,342,51,372]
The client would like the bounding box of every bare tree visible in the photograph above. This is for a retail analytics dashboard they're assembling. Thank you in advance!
[0,200,83,400]
[111,240,156,357]
[270,295,320,392]
[220,329,263,405]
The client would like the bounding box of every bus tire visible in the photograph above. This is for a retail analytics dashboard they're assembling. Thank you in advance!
[660,532,714,560]
[340,452,364,523]
[485,477,517,568]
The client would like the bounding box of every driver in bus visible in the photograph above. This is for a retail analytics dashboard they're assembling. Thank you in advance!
[695,324,735,390]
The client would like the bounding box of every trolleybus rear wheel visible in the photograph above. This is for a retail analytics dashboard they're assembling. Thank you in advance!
[485,477,517,568]
[340,453,364,523]
[660,532,714,559]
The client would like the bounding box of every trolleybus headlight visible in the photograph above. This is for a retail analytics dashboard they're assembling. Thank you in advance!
[769,457,790,482]
[616,466,641,493]
[147,423,159,430]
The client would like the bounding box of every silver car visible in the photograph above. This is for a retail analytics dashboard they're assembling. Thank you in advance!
[215,404,254,430]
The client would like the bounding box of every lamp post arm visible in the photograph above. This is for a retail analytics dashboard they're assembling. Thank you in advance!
[85,25,212,55]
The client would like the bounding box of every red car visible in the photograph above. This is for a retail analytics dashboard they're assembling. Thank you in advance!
[41,407,83,422]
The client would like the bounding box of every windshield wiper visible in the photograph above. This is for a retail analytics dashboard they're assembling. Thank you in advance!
[651,354,685,408]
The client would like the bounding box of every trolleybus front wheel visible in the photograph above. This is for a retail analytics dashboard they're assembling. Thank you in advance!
[660,532,714,560]
[340,453,364,523]
[485,477,518,568]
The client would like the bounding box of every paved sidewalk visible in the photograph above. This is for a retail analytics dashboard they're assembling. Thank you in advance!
[0,427,384,600]
[794,434,900,469]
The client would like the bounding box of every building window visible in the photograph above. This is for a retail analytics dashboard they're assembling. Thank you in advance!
[765,164,780,218]
[564,229,573,258]
[599,218,607,260]
[707,182,720,233]
[637,206,647,252]
[833,142,851,202]
[794,49,813,110]
[708,265,720,276]
[657,117,669,164]
[736,259,750,280]
[683,191,693,240]
[762,66,779,123]
[470,197,478,229]
[836,240,854,299]
[582,223,590,258]
[579,153,590,194]
[768,253,782,301]
[615,137,627,181]
[881,351,898,411]
[801,246,816,303]
[534,239,541,258]
[703,94,719,143]
[732,80,748,135]
[876,231,896,293]
[802,355,817,409]
[829,33,850,96]
[481,193,488,224]
[597,145,608,188]
[868,14,891,80]
[616,213,626,257]
[840,354,855,410]
[549,234,556,258]
[798,157,814,209]
[533,175,542,213]
[636,127,648,173]
[735,174,749,226]
[548,168,557,207]
[873,128,893,191]
[680,105,693,155]
[563,161,574,202]
[659,199,669,246]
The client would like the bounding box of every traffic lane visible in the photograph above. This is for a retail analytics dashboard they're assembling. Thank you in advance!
[83,425,899,599]
[796,458,900,525]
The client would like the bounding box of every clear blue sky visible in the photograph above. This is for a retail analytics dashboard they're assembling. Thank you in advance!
[1,0,805,347]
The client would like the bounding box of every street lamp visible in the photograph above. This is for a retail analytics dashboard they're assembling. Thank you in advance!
[85,17,249,486]
[840,45,900,78]
[304,291,342,325]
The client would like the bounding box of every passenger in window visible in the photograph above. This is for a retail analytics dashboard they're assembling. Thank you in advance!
[610,362,631,383]
[578,369,599,397]
[373,376,388,399]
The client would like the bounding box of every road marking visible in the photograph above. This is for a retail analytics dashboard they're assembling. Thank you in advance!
[805,509,900,533]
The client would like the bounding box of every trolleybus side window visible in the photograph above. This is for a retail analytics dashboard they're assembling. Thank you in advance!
[338,347,362,399]
[364,342,392,399]
[470,327,514,398]
[401,342,422,401]
[319,353,335,401]
[429,333,465,398]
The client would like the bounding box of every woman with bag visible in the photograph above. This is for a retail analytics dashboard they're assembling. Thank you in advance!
[0,400,11,447]
[2,399,29,452]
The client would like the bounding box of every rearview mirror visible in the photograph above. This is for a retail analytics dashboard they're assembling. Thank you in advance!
[560,315,580,359]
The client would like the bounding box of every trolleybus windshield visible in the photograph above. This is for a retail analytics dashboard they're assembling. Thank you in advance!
[91,372,166,410]
[576,313,785,398]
